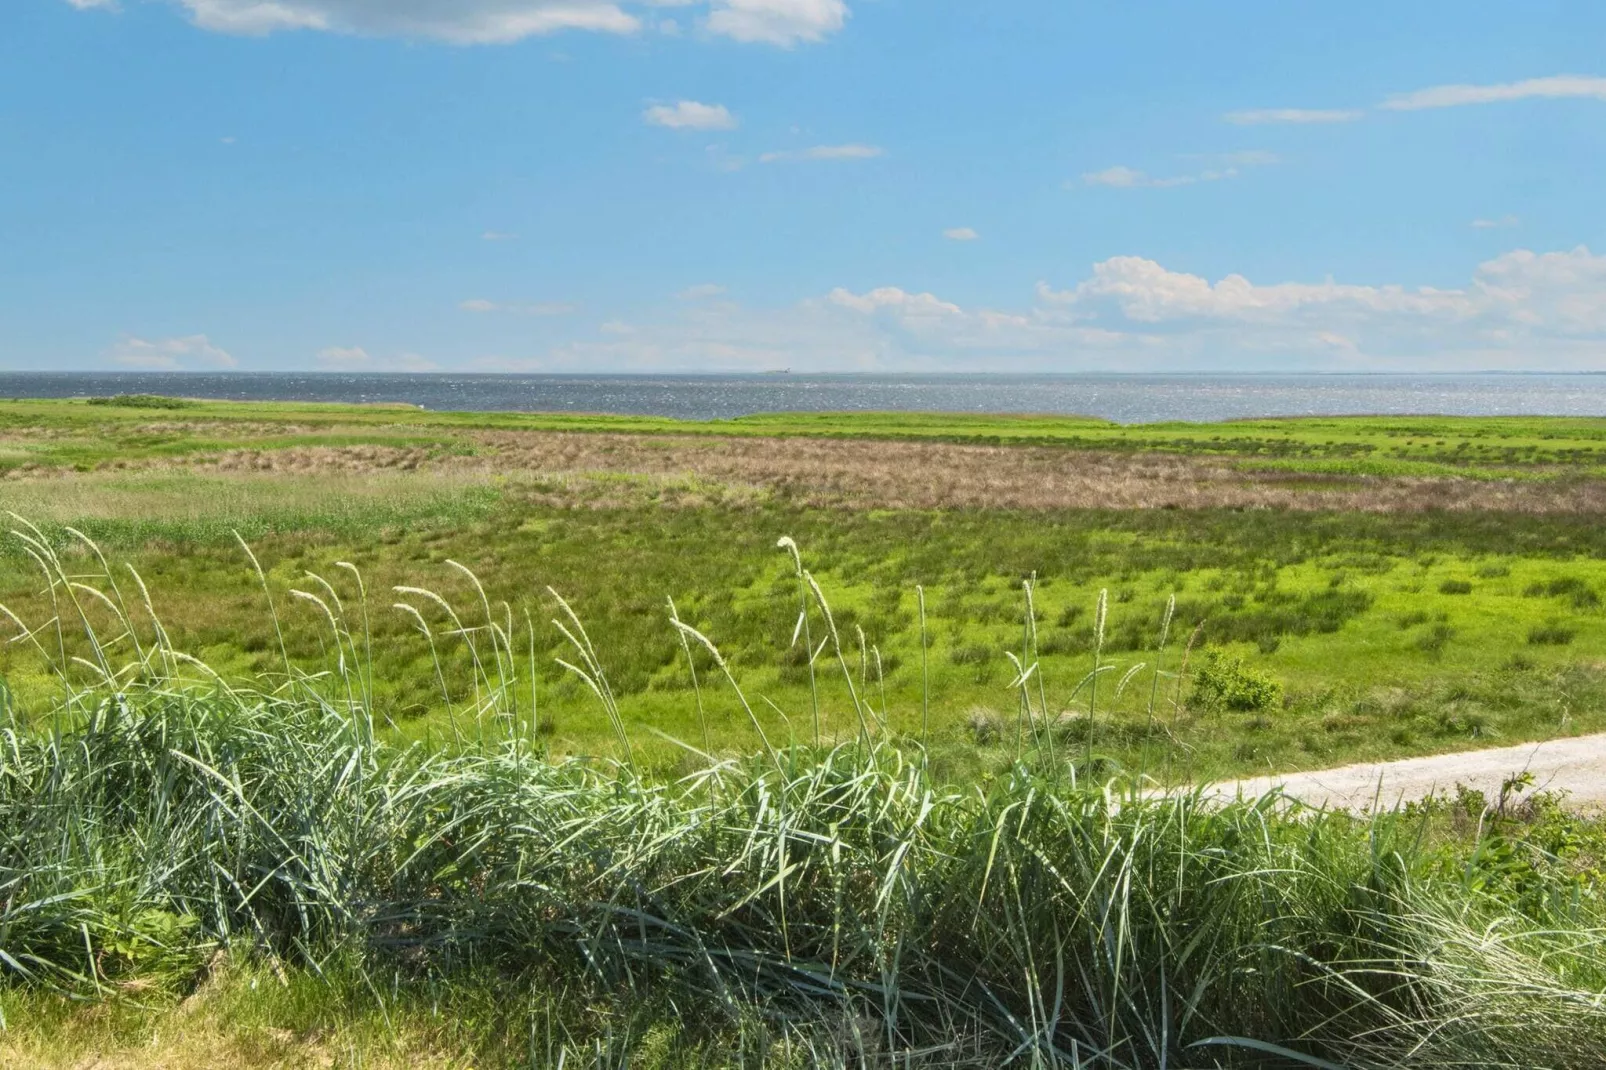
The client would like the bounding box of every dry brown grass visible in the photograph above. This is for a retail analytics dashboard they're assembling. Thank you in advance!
[466,431,1606,513]
[9,429,1606,514]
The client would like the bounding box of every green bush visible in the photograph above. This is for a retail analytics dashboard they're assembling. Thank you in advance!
[1439,579,1474,595]
[84,394,196,410]
[1190,649,1283,712]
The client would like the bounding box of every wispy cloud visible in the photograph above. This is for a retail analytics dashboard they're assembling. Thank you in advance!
[108,334,236,370]
[481,231,517,242]
[1224,107,1363,125]
[706,0,849,47]
[1472,215,1521,229]
[943,227,980,241]
[460,298,579,315]
[760,143,884,163]
[643,100,737,131]
[678,283,728,300]
[66,0,854,47]
[318,346,438,371]
[1382,74,1606,111]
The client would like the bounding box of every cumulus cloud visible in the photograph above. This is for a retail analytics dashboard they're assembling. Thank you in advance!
[759,143,883,163]
[460,298,579,315]
[524,247,1606,373]
[644,100,737,130]
[1039,257,1475,323]
[705,0,848,47]
[1024,246,1606,367]
[1383,74,1606,111]
[1224,107,1364,125]
[943,227,980,241]
[108,334,237,370]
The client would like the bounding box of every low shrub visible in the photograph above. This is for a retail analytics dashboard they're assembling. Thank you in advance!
[1190,649,1283,711]
[84,393,195,410]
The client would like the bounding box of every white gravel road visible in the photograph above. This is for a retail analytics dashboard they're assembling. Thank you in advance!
[1201,733,1606,812]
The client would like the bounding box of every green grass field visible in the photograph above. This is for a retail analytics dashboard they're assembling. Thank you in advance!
[6,397,1606,1066]
[9,394,1606,477]
[5,398,1606,781]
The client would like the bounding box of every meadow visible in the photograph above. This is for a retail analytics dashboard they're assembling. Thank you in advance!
[5,397,1606,780]
[5,396,1606,1066]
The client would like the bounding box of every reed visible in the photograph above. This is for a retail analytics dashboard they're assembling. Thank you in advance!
[3,523,1606,1068]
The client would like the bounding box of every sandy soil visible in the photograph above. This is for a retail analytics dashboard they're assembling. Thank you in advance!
[1208,732,1606,811]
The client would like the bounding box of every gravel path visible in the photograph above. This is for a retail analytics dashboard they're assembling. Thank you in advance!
[1204,733,1606,811]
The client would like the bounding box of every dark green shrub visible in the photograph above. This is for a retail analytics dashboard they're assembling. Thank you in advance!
[1439,580,1473,595]
[85,394,195,410]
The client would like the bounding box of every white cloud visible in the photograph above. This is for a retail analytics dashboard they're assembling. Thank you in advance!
[1224,108,1363,125]
[943,227,980,241]
[1082,165,1228,189]
[481,230,518,241]
[1472,216,1520,229]
[67,0,853,45]
[1081,152,1275,190]
[459,298,579,315]
[1040,256,1475,323]
[828,286,964,319]
[678,283,728,299]
[706,0,848,46]
[71,0,641,41]
[759,143,883,163]
[318,346,439,371]
[528,246,1606,373]
[1026,246,1606,366]
[643,100,737,130]
[191,0,644,39]
[1382,75,1606,111]
[108,334,237,370]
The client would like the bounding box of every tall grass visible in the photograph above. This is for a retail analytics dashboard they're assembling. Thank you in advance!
[3,521,1606,1067]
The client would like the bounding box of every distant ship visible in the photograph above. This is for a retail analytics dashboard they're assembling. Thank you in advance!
[762,368,791,375]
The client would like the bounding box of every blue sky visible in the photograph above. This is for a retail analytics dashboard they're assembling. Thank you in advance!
[2,0,1604,373]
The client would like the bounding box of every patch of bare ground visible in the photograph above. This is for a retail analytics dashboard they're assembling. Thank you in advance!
[10,431,1606,513]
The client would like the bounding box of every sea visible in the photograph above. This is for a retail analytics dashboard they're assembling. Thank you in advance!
[3,372,1606,425]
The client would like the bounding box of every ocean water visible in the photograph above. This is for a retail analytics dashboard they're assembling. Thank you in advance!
[3,372,1606,424]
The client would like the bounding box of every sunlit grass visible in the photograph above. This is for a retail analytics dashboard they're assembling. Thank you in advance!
[3,525,1606,1067]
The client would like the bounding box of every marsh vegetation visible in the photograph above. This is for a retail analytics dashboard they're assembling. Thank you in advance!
[5,400,1606,1065]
